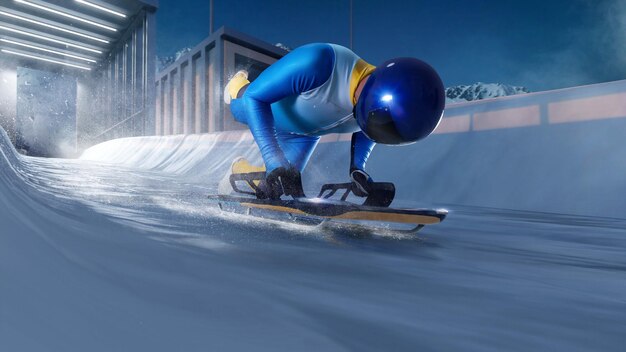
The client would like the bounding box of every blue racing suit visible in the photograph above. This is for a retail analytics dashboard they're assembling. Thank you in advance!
[230,43,376,175]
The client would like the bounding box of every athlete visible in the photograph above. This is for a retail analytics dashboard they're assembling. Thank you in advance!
[224,43,445,200]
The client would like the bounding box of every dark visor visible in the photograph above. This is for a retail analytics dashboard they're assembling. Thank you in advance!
[364,107,405,144]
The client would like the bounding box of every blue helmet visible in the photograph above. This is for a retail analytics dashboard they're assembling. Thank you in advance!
[355,58,445,145]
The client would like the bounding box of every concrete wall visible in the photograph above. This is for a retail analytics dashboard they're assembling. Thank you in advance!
[81,79,626,218]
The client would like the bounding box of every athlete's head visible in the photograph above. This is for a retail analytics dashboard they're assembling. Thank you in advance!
[355,58,445,145]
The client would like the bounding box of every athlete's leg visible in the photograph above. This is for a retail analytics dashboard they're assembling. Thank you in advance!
[226,71,319,173]
[276,131,320,173]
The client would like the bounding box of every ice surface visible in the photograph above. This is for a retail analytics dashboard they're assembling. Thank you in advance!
[1,127,625,351]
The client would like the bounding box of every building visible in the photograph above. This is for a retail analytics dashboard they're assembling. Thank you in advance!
[155,26,288,135]
[0,0,157,157]
[0,1,288,156]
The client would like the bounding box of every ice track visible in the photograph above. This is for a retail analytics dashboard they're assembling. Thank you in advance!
[1,129,625,351]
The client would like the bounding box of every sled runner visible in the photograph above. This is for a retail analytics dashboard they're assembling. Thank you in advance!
[210,158,447,234]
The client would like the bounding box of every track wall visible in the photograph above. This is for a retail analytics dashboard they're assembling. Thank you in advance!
[81,80,626,218]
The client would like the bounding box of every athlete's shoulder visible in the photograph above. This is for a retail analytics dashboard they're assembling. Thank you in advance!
[288,43,335,68]
[326,43,360,58]
[287,43,364,71]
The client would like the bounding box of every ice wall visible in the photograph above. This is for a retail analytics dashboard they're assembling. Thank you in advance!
[81,80,626,218]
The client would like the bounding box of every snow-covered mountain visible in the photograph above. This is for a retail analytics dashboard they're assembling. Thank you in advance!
[446,83,530,103]
[275,43,292,52]
[156,47,193,73]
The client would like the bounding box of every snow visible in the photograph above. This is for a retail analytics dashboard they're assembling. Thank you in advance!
[157,47,193,73]
[1,126,625,351]
[274,43,292,52]
[446,82,529,103]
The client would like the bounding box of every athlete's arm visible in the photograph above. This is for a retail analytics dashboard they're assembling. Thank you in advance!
[230,43,335,172]
[349,131,376,195]
[350,131,375,172]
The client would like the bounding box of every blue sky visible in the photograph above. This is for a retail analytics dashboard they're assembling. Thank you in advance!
[156,0,626,92]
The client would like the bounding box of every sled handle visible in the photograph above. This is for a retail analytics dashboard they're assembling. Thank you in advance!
[230,172,266,196]
[318,183,352,199]
[317,182,396,207]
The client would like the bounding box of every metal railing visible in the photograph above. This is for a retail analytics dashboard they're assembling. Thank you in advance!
[79,9,156,149]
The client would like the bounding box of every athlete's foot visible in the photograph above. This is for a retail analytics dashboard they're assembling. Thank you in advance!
[263,166,306,199]
[223,70,249,104]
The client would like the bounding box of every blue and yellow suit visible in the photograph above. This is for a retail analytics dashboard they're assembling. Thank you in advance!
[228,43,376,175]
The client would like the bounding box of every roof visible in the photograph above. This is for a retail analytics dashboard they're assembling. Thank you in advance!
[0,0,157,72]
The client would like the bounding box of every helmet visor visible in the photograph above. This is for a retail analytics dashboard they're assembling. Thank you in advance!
[364,107,406,144]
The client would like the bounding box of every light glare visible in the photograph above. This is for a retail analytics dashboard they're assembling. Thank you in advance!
[75,0,127,18]
[15,0,118,32]
[382,94,393,102]
[0,38,97,63]
[1,49,91,70]
[0,10,109,43]
[0,24,103,54]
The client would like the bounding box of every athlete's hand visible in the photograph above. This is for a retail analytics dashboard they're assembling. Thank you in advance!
[258,166,305,200]
[350,168,373,197]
